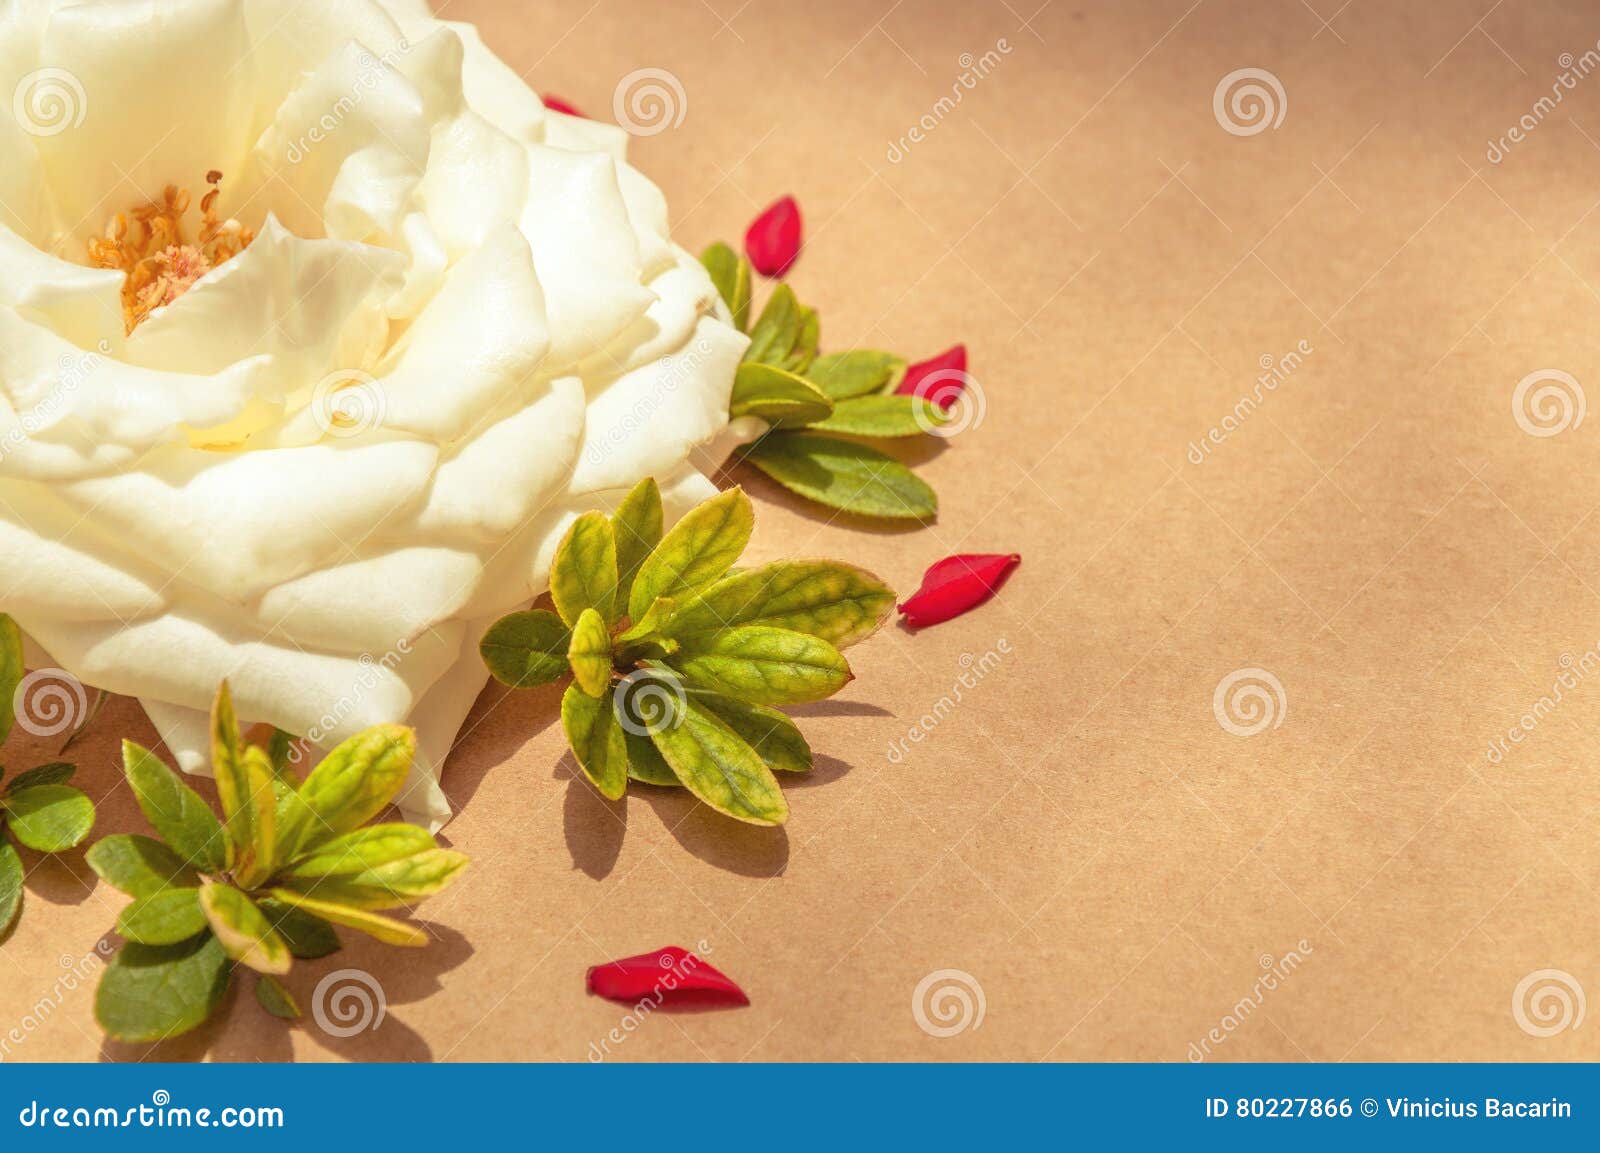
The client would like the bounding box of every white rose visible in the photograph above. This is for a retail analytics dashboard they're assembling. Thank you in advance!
[0,0,755,828]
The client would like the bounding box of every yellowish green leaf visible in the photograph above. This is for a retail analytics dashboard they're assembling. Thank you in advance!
[805,350,907,399]
[199,882,291,975]
[279,848,467,910]
[0,840,21,940]
[697,694,812,773]
[551,511,618,627]
[629,486,754,621]
[568,608,613,698]
[276,725,415,861]
[0,614,21,748]
[86,834,201,897]
[254,973,300,1019]
[266,888,428,947]
[479,610,570,689]
[561,683,627,800]
[701,241,752,331]
[612,477,663,613]
[809,394,948,438]
[743,433,937,520]
[671,626,852,706]
[745,283,801,365]
[666,560,895,648]
[649,695,788,825]
[730,362,835,426]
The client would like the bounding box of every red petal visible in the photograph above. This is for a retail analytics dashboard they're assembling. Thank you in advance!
[898,553,1020,628]
[542,95,585,118]
[586,946,749,1007]
[744,195,803,278]
[896,344,969,409]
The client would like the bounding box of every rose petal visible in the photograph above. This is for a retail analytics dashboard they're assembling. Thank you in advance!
[744,195,802,278]
[542,94,585,118]
[586,946,749,1006]
[896,344,969,409]
[898,553,1020,628]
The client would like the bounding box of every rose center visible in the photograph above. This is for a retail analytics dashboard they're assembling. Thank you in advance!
[87,171,254,334]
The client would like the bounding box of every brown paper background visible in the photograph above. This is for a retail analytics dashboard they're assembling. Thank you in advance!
[6,0,1600,1062]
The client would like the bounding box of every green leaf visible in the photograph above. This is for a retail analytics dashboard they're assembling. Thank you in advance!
[810,394,948,438]
[266,888,427,947]
[0,840,21,940]
[209,681,250,872]
[612,477,663,614]
[666,560,896,648]
[267,729,296,776]
[649,695,788,825]
[0,614,21,749]
[623,729,681,787]
[95,933,232,1042]
[86,834,202,897]
[4,762,75,792]
[116,888,208,946]
[479,610,571,689]
[783,306,821,374]
[279,848,467,911]
[701,241,752,331]
[743,433,937,520]
[232,745,277,890]
[3,783,94,852]
[745,283,801,366]
[567,608,613,699]
[561,683,627,800]
[805,350,907,400]
[199,882,291,975]
[285,823,438,879]
[697,694,812,773]
[629,486,754,621]
[550,511,618,627]
[254,973,300,1020]
[276,725,415,861]
[615,596,677,656]
[671,626,852,705]
[729,362,835,426]
[256,898,342,959]
[121,740,227,873]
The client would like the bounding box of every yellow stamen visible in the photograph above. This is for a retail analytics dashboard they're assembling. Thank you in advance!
[88,172,254,333]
